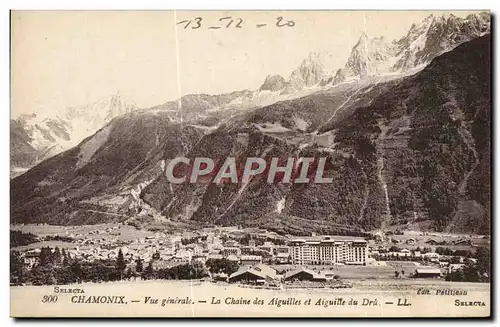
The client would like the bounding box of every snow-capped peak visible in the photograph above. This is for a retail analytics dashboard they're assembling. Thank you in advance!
[14,92,139,164]
[259,74,287,92]
[324,11,490,86]
[288,52,326,87]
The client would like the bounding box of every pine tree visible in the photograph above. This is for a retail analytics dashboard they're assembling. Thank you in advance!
[142,261,154,280]
[62,249,70,266]
[10,251,26,285]
[116,249,126,279]
[70,261,82,283]
[135,257,143,273]
[54,247,62,265]
[39,247,52,266]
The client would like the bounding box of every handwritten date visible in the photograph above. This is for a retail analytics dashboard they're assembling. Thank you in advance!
[176,16,295,30]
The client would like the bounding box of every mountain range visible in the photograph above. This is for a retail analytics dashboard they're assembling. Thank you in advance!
[11,13,491,235]
[11,12,489,177]
[11,92,138,177]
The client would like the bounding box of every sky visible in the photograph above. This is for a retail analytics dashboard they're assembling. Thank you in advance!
[10,10,482,118]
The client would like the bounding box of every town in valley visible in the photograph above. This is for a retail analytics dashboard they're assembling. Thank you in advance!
[10,223,490,288]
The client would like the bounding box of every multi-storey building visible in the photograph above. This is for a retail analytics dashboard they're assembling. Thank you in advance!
[240,255,262,266]
[275,246,290,255]
[222,247,242,257]
[290,236,368,265]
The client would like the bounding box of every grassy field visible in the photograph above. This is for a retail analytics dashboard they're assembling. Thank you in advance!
[12,241,77,251]
[272,262,433,280]
[11,223,158,242]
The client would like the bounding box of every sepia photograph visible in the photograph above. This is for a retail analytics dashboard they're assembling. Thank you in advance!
[9,9,491,318]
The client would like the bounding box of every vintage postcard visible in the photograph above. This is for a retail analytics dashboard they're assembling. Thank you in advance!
[10,10,491,318]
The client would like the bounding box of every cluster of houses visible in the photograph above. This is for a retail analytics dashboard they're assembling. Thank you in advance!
[14,225,480,282]
[370,248,442,261]
[16,227,293,270]
[367,245,477,269]
[388,236,473,246]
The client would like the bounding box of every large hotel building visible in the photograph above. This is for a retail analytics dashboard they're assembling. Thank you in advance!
[290,236,368,265]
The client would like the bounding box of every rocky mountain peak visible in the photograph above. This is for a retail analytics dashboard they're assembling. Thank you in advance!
[324,11,491,85]
[259,74,287,92]
[288,52,327,87]
[344,32,396,78]
[11,92,140,173]
[63,91,138,123]
[355,32,369,45]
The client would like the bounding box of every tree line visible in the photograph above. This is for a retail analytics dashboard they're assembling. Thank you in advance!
[445,247,490,283]
[11,247,242,286]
